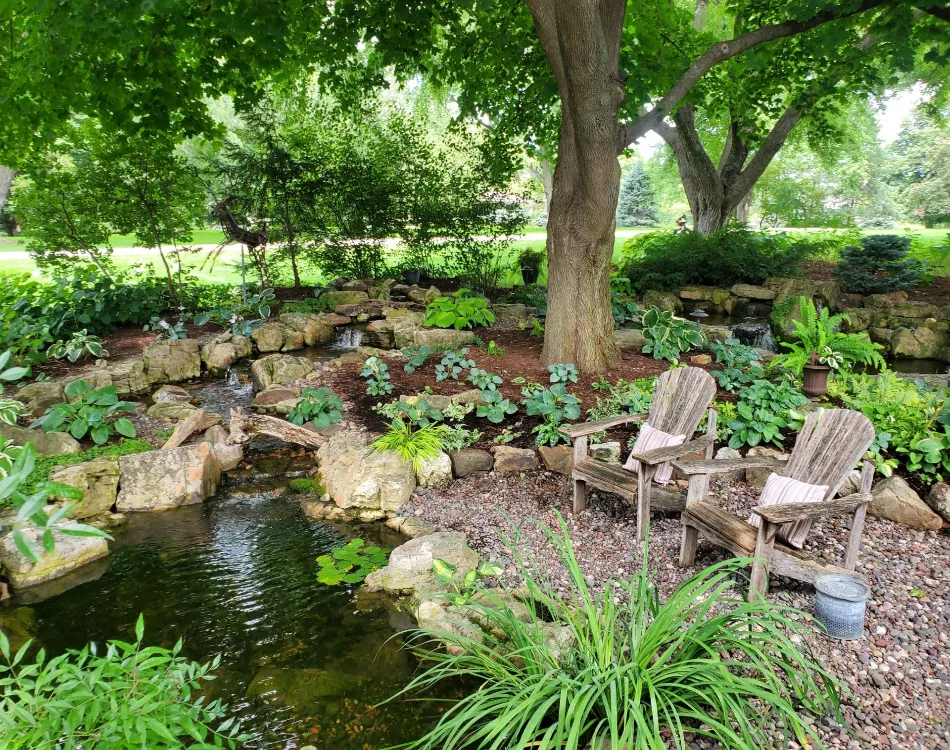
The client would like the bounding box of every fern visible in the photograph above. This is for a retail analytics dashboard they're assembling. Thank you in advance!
[773,296,885,375]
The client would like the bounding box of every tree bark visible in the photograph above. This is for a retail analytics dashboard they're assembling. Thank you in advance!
[527,0,625,372]
[0,166,15,215]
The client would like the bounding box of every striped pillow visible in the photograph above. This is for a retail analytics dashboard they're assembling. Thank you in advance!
[623,422,686,485]
[748,473,828,549]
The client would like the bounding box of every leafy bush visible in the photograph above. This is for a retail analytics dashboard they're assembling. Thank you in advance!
[727,380,809,449]
[710,338,765,391]
[516,247,545,271]
[500,284,547,316]
[46,329,107,362]
[316,539,389,585]
[425,290,496,330]
[467,368,503,392]
[832,370,950,483]
[360,356,394,396]
[640,307,707,361]
[771,297,885,375]
[33,380,137,445]
[402,344,434,373]
[389,514,842,750]
[0,614,247,749]
[547,363,578,384]
[476,390,518,424]
[436,348,476,381]
[611,294,642,327]
[371,419,449,469]
[287,387,344,427]
[620,227,816,293]
[521,384,581,446]
[143,316,189,340]
[833,235,923,294]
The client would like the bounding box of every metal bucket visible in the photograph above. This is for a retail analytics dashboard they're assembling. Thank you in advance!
[814,574,870,640]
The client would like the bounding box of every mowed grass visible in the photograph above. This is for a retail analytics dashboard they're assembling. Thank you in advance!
[0,228,945,285]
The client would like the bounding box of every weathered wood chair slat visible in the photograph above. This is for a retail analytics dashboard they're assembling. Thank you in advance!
[676,408,876,600]
[559,366,717,541]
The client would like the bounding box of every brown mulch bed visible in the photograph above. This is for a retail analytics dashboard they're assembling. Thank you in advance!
[802,260,950,307]
[323,328,714,449]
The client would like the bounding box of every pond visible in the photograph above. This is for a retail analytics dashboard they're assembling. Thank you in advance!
[2,482,444,749]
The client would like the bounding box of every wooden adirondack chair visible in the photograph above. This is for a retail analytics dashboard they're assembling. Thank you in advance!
[559,366,717,542]
[675,408,876,600]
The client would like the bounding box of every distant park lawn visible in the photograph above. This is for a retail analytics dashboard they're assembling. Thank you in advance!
[0,226,945,284]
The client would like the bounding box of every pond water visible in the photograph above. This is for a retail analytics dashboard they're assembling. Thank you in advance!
[2,484,445,749]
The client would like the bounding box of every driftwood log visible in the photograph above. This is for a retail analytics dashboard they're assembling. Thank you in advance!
[228,408,326,449]
[162,408,207,450]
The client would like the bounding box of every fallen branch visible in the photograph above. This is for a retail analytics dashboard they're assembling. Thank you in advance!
[228,408,326,449]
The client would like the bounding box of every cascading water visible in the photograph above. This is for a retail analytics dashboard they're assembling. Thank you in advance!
[334,327,363,349]
[730,321,778,352]
[225,368,241,387]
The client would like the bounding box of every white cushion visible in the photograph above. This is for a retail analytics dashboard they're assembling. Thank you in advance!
[623,422,686,485]
[747,473,828,549]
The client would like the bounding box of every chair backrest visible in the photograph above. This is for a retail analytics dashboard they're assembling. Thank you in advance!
[648,367,717,438]
[785,409,875,500]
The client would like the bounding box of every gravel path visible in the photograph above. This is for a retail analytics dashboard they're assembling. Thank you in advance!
[398,470,950,749]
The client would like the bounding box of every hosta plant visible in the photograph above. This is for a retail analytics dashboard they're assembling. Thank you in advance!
[0,350,30,425]
[46,329,108,362]
[431,558,505,606]
[287,387,344,428]
[547,363,578,384]
[436,348,476,381]
[143,316,188,340]
[0,614,247,749]
[0,399,27,426]
[467,368,502,392]
[425,289,496,330]
[640,307,707,361]
[316,539,389,585]
[771,296,885,375]
[521,384,581,446]
[710,338,765,392]
[402,344,433,373]
[389,514,842,750]
[361,356,394,396]
[477,390,518,424]
[375,398,444,428]
[33,380,137,445]
[727,380,809,449]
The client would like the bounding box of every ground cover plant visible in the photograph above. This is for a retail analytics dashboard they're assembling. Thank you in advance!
[0,614,248,749]
[389,515,842,750]
[32,380,137,445]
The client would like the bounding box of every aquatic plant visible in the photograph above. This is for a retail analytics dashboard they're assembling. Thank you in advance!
[316,539,389,585]
[390,514,843,750]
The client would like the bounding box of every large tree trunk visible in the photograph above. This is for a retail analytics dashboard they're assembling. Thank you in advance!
[0,166,15,214]
[528,0,624,372]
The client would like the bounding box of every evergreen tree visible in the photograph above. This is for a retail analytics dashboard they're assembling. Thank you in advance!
[615,162,658,227]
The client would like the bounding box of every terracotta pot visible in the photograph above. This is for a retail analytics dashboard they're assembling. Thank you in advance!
[802,363,831,396]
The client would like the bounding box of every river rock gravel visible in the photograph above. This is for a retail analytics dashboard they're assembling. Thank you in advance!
[397,470,950,749]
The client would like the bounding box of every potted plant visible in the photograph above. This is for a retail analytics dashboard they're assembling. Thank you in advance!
[771,297,885,395]
[517,248,545,286]
[403,267,422,285]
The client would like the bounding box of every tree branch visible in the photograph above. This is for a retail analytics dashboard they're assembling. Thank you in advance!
[618,0,893,150]
[724,106,803,207]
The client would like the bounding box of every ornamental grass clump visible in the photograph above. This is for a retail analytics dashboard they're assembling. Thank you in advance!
[388,514,843,750]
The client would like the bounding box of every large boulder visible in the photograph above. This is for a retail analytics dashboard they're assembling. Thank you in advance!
[116,443,221,512]
[321,290,369,307]
[730,283,776,301]
[869,475,943,530]
[538,445,574,475]
[13,381,65,417]
[613,328,648,350]
[889,327,949,359]
[924,482,950,524]
[448,449,494,477]
[278,313,335,346]
[48,459,120,519]
[491,446,539,473]
[0,528,109,588]
[250,354,315,390]
[200,333,253,376]
[251,322,305,353]
[412,328,476,349]
[416,451,453,489]
[364,532,479,595]
[142,339,201,384]
[408,286,442,305]
[317,431,416,513]
[201,425,244,472]
[765,277,817,306]
[641,290,683,313]
[152,385,191,403]
[0,422,81,455]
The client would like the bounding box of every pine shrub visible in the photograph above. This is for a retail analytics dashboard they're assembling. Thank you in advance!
[832,235,923,294]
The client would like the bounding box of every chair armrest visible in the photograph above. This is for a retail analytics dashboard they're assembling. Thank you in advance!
[672,457,786,476]
[632,433,716,466]
[559,413,648,439]
[751,493,873,524]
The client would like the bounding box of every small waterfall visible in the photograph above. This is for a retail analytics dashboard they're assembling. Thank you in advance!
[335,327,363,349]
[731,322,777,352]
[225,368,241,387]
